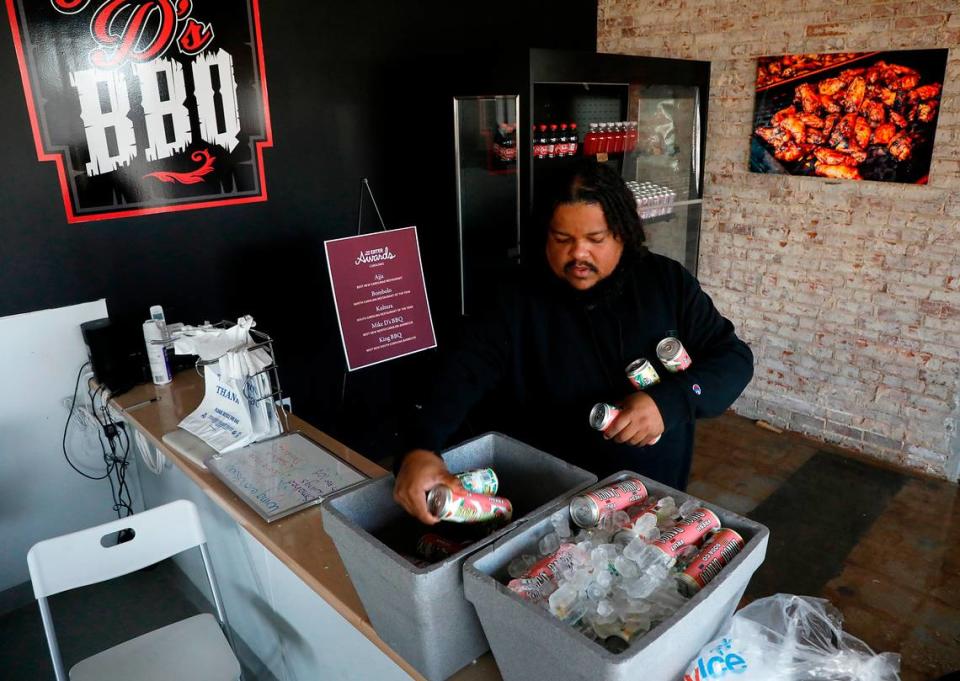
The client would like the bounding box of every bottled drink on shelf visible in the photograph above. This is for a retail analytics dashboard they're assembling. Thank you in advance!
[597,122,609,154]
[536,124,548,159]
[559,123,569,157]
[568,123,578,156]
[548,124,558,158]
[532,125,539,159]
[493,123,516,167]
[583,123,598,156]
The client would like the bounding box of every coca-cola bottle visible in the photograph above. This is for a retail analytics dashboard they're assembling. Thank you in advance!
[536,124,548,159]
[548,124,558,158]
[625,122,638,153]
[583,123,598,156]
[568,122,578,157]
[613,122,625,153]
[559,123,569,157]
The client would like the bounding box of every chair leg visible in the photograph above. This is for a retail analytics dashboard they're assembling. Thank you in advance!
[37,597,68,681]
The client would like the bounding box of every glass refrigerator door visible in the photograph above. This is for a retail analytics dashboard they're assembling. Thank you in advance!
[627,84,703,272]
[454,95,520,315]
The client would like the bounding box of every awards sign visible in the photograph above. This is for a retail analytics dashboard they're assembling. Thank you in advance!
[6,0,273,223]
[325,227,437,371]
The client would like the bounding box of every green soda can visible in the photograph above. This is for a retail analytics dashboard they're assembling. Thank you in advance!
[456,467,499,495]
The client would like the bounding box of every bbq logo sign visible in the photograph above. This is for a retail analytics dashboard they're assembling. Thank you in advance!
[6,0,272,222]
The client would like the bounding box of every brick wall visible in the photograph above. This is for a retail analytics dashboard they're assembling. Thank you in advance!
[599,0,960,480]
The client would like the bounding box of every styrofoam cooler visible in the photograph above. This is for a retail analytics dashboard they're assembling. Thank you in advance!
[462,471,770,681]
[320,433,597,681]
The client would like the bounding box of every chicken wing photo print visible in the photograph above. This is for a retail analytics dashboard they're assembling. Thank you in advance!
[751,50,947,184]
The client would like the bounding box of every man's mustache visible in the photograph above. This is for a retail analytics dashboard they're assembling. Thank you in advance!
[564,260,598,274]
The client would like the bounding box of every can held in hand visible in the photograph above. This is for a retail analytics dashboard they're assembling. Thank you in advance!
[427,485,513,523]
[678,528,744,596]
[456,467,499,495]
[570,478,649,528]
[650,507,721,560]
[656,337,692,372]
[589,403,620,431]
[625,358,660,389]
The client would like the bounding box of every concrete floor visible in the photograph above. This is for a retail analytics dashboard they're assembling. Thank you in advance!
[691,413,960,681]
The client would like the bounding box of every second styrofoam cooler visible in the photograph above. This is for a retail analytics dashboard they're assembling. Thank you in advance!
[320,433,596,681]
[463,471,770,681]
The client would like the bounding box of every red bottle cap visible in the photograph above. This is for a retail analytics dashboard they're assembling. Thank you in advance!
[550,124,558,130]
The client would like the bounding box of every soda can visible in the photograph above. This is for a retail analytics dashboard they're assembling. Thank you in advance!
[507,543,576,603]
[589,403,620,431]
[650,507,721,560]
[569,478,648,528]
[427,485,513,523]
[656,337,692,372]
[415,533,473,562]
[456,467,499,496]
[625,358,660,389]
[678,528,744,596]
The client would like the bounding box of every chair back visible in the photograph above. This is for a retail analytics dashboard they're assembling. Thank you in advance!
[27,499,207,598]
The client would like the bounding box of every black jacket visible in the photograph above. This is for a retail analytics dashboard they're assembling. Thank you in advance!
[404,250,754,490]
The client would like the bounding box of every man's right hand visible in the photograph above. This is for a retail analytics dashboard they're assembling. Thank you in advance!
[393,449,459,524]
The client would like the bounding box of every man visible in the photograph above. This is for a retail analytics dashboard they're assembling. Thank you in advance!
[394,161,753,524]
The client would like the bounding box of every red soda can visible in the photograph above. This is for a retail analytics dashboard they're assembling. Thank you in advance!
[569,478,648,528]
[415,533,473,562]
[656,337,692,372]
[507,543,576,602]
[650,507,721,560]
[427,485,513,523]
[678,528,744,596]
[589,403,620,431]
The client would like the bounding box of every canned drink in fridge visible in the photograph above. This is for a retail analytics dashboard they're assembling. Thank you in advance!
[625,358,660,389]
[415,533,473,562]
[455,467,499,495]
[569,478,648,528]
[589,403,620,431]
[507,543,577,603]
[678,528,744,596]
[650,507,721,560]
[656,337,692,372]
[427,485,513,523]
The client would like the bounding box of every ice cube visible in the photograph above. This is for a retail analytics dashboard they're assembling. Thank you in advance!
[539,532,561,556]
[623,575,657,599]
[507,555,534,579]
[596,569,613,588]
[586,580,608,601]
[611,510,632,530]
[551,513,573,539]
[597,599,614,617]
[632,513,657,538]
[548,582,580,618]
[655,496,677,523]
[677,498,700,519]
[614,555,640,579]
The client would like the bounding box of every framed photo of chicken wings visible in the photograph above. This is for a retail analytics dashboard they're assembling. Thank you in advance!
[751,50,947,184]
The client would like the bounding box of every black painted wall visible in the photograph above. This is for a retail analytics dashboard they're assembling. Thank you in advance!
[0,1,597,462]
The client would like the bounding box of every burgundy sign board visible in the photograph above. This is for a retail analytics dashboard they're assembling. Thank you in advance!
[324,227,436,371]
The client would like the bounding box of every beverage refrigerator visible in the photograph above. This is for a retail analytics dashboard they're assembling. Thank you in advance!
[452,49,710,314]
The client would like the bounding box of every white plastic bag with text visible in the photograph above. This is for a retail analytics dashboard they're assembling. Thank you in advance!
[680,594,899,681]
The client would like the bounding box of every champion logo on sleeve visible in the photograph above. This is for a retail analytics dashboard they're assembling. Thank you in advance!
[692,384,702,395]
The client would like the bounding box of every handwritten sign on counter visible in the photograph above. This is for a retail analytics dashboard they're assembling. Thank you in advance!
[324,226,437,371]
[206,432,367,522]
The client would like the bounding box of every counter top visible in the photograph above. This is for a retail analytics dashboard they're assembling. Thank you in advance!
[113,371,501,681]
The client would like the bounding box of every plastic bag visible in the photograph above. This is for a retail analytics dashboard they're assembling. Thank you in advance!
[681,594,900,681]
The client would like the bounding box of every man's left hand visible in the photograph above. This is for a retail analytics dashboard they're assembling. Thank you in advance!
[603,391,665,446]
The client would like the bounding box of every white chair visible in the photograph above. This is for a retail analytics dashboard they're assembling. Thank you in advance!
[27,499,242,681]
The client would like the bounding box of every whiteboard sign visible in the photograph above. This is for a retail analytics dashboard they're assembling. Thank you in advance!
[206,432,367,522]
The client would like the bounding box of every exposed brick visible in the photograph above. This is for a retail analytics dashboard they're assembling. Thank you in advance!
[599,0,959,479]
